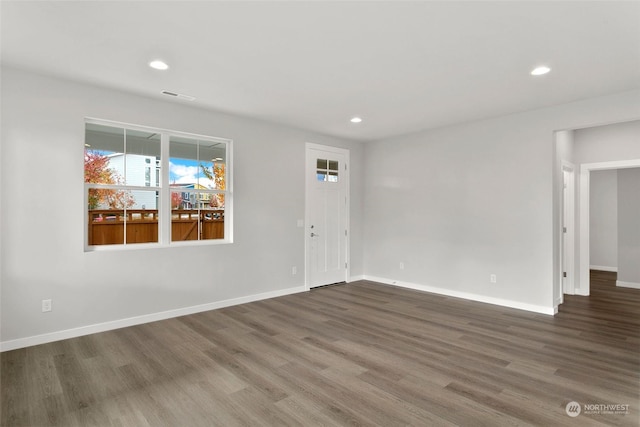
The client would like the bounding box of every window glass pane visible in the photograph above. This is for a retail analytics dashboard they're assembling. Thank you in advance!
[201,194,225,240]
[85,124,124,185]
[88,190,159,246]
[170,191,225,242]
[87,190,124,246]
[328,160,339,171]
[199,143,226,190]
[198,160,226,191]
[317,171,328,182]
[328,172,339,182]
[317,159,327,169]
[170,137,198,190]
[125,129,160,187]
[170,136,226,190]
[125,191,159,244]
[171,190,198,241]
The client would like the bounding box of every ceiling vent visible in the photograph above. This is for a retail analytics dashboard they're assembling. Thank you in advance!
[161,90,195,101]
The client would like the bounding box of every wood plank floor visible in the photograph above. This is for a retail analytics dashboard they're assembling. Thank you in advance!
[2,272,639,426]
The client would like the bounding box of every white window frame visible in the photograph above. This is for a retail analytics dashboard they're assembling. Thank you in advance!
[84,118,233,251]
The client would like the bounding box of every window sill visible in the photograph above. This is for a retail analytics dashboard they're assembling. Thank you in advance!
[85,239,232,252]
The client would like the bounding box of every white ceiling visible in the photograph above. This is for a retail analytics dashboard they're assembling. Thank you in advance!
[2,1,639,142]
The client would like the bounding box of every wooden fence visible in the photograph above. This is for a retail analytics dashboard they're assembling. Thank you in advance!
[88,209,224,245]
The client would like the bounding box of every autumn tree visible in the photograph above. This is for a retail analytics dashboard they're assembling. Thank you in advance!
[171,191,183,209]
[200,163,225,207]
[85,149,135,209]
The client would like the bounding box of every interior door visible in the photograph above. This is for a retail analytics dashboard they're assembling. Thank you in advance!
[305,144,348,288]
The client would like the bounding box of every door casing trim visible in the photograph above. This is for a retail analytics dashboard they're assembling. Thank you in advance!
[578,158,640,295]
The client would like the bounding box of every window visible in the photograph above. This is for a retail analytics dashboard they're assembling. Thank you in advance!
[316,158,339,182]
[169,135,227,241]
[84,119,232,249]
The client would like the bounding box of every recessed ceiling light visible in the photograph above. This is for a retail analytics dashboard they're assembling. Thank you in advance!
[350,117,363,123]
[149,60,169,70]
[531,66,551,76]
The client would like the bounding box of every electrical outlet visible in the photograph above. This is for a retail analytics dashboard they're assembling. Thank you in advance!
[490,274,497,283]
[291,266,297,276]
[42,299,52,313]
[399,262,405,270]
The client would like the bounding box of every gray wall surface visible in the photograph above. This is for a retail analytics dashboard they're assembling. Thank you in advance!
[0,66,364,345]
[590,170,618,270]
[574,120,640,165]
[363,95,640,311]
[618,168,640,285]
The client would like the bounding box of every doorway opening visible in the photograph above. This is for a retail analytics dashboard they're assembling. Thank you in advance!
[578,160,640,296]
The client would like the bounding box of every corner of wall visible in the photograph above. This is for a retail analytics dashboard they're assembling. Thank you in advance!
[362,276,556,316]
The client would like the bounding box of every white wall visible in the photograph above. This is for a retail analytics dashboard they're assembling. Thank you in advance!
[574,120,640,165]
[363,91,640,313]
[617,168,640,286]
[589,170,618,270]
[0,66,364,349]
[556,130,574,163]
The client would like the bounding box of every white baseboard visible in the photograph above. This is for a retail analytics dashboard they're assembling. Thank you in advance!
[0,285,306,352]
[573,288,590,296]
[616,280,640,290]
[363,275,556,315]
[590,265,618,272]
[349,275,365,282]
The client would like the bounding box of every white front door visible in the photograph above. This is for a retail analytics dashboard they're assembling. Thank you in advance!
[305,144,349,288]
